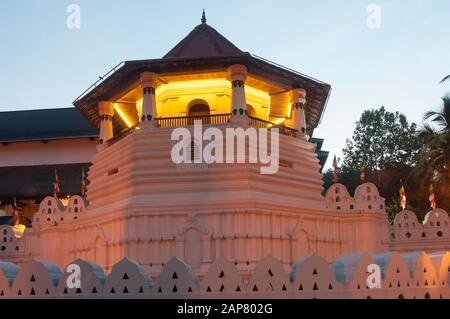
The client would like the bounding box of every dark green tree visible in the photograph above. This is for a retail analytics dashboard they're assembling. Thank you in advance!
[342,106,421,172]
[330,107,424,220]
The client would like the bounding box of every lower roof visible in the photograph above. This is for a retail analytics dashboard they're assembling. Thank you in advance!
[0,108,98,143]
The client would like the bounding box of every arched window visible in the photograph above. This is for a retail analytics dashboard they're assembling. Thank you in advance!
[187,99,210,125]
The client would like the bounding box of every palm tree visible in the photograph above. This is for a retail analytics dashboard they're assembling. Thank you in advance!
[414,95,450,211]
[441,75,450,84]
[422,95,450,134]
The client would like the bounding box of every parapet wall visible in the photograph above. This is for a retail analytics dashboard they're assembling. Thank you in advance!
[0,252,448,299]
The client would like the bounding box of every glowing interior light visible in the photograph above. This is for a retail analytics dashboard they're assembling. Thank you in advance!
[114,104,133,127]
[12,224,26,239]
[272,118,286,125]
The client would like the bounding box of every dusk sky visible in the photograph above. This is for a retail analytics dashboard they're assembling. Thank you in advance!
[0,0,449,168]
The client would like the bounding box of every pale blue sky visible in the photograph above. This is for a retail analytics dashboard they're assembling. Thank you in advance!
[0,0,449,168]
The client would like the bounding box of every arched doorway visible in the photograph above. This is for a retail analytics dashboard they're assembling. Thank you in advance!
[187,99,210,125]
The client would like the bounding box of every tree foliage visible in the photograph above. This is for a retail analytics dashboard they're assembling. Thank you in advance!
[342,106,421,172]
[322,81,450,220]
[413,95,450,212]
[326,107,425,221]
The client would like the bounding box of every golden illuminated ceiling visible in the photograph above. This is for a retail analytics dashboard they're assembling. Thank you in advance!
[113,70,293,129]
[116,71,287,104]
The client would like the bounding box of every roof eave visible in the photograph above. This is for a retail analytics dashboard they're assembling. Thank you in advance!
[74,54,331,129]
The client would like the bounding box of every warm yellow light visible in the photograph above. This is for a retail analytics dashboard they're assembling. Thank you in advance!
[272,118,286,125]
[156,79,270,101]
[60,197,69,206]
[114,103,133,127]
[156,79,228,93]
[12,224,26,239]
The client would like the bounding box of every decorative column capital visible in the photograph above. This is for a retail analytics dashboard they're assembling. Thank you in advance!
[139,72,158,88]
[98,101,115,117]
[290,88,307,106]
[227,64,247,82]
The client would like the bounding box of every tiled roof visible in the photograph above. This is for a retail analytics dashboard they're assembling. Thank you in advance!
[164,23,244,59]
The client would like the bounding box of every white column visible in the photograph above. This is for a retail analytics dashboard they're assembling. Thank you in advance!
[139,72,158,127]
[98,101,114,144]
[228,64,249,123]
[290,88,307,139]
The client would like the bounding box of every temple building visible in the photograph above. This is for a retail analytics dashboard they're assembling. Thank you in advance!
[0,14,448,279]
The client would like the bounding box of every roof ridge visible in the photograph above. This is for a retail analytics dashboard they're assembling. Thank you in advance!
[163,23,243,59]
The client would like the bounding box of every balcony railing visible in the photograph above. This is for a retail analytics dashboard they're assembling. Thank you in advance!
[157,113,231,127]
[108,114,297,146]
[249,116,297,137]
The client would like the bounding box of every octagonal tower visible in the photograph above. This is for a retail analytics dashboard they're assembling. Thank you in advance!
[18,15,389,276]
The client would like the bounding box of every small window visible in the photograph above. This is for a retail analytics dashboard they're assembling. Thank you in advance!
[336,196,341,203]
[107,168,119,176]
[422,232,426,238]
[405,232,411,238]
[437,231,443,237]
[366,187,371,193]
[335,188,340,194]
[350,205,354,210]
[74,199,78,205]
[47,200,52,206]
